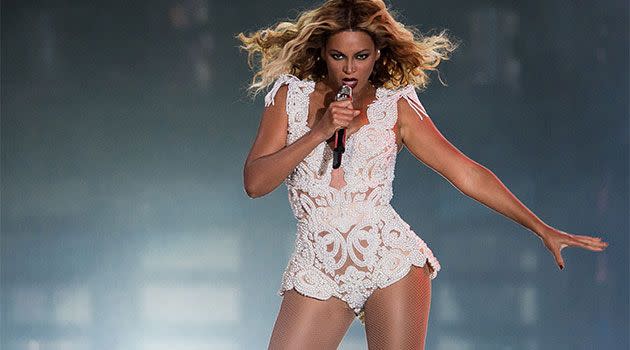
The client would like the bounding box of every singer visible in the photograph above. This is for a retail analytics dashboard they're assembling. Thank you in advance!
[238,1,609,349]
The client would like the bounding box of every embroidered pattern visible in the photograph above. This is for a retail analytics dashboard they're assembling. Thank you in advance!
[266,74,441,322]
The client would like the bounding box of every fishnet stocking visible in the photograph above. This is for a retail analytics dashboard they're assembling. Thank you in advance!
[363,263,433,350]
[267,289,356,350]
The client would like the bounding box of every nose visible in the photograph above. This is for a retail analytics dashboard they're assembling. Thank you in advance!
[343,58,356,74]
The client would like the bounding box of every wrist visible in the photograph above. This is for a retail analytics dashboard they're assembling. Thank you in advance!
[306,129,329,143]
[533,222,552,239]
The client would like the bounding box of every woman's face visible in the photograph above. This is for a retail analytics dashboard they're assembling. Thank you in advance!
[322,30,380,93]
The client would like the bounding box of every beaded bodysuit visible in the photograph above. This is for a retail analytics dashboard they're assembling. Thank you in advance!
[265,74,441,323]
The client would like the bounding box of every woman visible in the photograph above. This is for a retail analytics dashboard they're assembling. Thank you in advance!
[238,0,609,348]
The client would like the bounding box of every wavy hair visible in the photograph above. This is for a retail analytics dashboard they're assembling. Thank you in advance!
[237,0,458,96]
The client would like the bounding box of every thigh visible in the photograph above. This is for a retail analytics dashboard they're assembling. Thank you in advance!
[363,263,433,350]
[267,289,356,350]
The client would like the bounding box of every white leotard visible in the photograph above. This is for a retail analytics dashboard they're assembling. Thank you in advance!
[265,74,441,321]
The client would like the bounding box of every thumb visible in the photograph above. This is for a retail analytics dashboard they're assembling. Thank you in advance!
[554,249,565,270]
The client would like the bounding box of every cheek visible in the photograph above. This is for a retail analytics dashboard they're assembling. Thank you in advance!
[325,61,343,74]
[359,60,377,74]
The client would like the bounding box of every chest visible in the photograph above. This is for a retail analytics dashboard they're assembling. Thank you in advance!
[286,90,400,179]
[302,92,403,154]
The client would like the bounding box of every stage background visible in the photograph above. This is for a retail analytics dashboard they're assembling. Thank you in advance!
[2,0,628,349]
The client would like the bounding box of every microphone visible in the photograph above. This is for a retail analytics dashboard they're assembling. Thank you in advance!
[332,84,352,169]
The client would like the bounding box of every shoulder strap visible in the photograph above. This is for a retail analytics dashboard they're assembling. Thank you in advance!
[392,85,429,120]
[264,74,300,107]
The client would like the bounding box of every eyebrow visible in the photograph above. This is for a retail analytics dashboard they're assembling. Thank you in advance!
[329,49,371,54]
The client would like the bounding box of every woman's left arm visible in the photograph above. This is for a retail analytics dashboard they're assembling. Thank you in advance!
[397,98,609,270]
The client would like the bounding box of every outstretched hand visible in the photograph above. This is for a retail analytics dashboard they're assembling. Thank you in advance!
[539,226,609,270]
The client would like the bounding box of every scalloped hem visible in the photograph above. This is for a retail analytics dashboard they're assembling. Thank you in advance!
[277,286,356,316]
[277,256,439,326]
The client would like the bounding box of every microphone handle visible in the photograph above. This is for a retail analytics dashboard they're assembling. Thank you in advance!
[332,84,352,170]
[332,128,345,169]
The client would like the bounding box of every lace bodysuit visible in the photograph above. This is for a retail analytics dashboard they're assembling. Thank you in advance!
[265,74,441,324]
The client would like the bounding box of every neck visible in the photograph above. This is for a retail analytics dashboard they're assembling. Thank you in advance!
[351,84,376,108]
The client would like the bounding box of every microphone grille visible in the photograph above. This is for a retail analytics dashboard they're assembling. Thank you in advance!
[336,85,353,101]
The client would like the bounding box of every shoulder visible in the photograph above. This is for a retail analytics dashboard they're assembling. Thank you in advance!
[374,84,429,119]
[264,74,314,107]
[392,86,434,145]
[378,84,417,100]
[384,85,428,121]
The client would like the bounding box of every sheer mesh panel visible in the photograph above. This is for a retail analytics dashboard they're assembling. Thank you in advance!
[268,289,355,349]
[364,264,433,349]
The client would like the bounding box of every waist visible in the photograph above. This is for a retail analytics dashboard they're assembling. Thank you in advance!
[287,182,395,219]
[296,202,395,233]
[293,198,394,221]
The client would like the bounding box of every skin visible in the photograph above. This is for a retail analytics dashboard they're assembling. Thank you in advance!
[243,30,608,270]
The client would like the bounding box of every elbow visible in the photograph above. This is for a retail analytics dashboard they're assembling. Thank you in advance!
[244,178,263,198]
[243,162,281,198]
[244,184,263,198]
[243,170,267,198]
[245,190,260,199]
[243,164,258,198]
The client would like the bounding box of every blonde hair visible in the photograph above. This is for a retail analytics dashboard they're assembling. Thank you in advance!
[237,0,458,96]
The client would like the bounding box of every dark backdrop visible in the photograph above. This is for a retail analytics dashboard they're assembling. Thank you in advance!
[2,1,628,349]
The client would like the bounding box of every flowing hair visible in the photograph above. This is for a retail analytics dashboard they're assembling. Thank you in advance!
[237,0,458,96]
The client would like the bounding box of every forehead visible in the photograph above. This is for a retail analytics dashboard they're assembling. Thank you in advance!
[325,30,375,51]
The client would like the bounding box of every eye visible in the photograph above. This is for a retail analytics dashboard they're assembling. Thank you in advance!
[356,53,369,60]
[331,53,344,60]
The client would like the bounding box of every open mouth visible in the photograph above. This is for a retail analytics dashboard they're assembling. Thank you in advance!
[341,78,358,88]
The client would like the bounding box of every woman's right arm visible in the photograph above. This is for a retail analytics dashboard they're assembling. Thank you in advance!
[244,85,358,198]
[244,86,320,198]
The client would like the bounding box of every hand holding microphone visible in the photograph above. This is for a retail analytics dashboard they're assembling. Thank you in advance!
[332,85,353,169]
[309,85,359,166]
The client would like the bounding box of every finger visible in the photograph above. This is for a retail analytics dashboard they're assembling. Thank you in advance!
[332,106,360,116]
[332,100,354,109]
[572,235,603,242]
[581,241,609,251]
[569,240,603,251]
[571,235,609,247]
[552,247,565,270]
[337,108,360,115]
[567,237,608,251]
[334,113,356,124]
[578,238,609,249]
[333,110,360,121]
[576,237,608,248]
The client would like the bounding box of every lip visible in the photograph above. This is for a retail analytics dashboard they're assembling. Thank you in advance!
[341,78,358,88]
